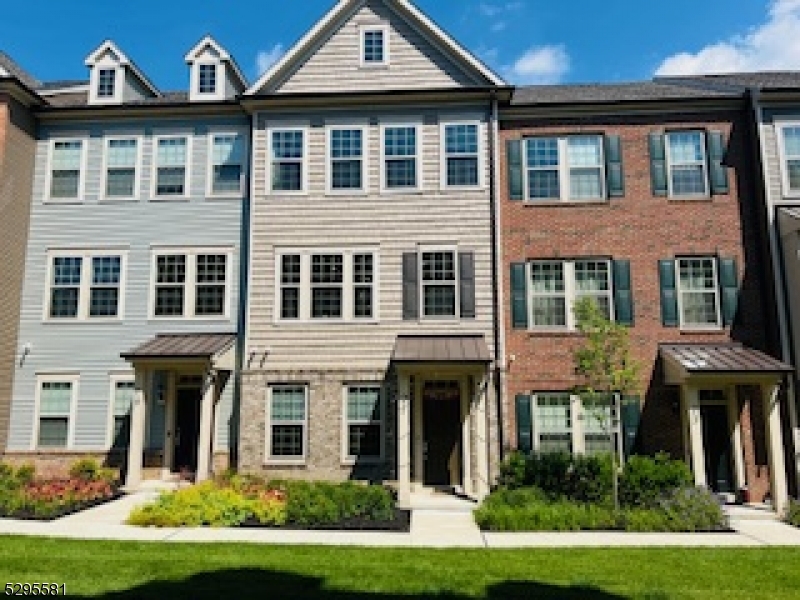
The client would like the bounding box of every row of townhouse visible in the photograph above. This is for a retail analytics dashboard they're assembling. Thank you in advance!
[1,0,799,513]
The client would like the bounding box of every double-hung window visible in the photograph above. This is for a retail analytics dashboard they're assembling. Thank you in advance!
[329,127,364,191]
[49,139,85,200]
[443,123,480,187]
[110,377,135,450]
[344,385,383,462]
[104,138,139,199]
[524,135,605,201]
[421,250,457,317]
[97,68,116,99]
[268,385,307,462]
[524,392,615,456]
[209,133,244,195]
[361,27,387,66]
[154,136,189,197]
[37,377,77,449]
[198,64,217,95]
[779,124,800,195]
[383,125,419,190]
[676,257,720,328]
[47,252,124,320]
[665,131,708,197]
[276,249,377,322]
[535,392,573,453]
[270,129,305,192]
[152,249,230,318]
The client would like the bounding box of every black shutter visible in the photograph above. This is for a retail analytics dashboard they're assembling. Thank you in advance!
[402,253,418,320]
[515,394,533,454]
[659,259,679,327]
[605,135,624,197]
[612,260,634,326]
[621,395,641,459]
[510,262,528,329]
[649,133,668,196]
[507,139,524,200]
[459,252,476,319]
[708,131,730,195]
[719,257,738,327]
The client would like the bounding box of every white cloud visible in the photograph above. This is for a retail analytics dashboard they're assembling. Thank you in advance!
[656,0,800,75]
[477,2,523,33]
[255,44,285,76]
[504,45,570,85]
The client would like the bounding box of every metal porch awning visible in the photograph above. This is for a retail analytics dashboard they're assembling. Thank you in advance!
[660,343,792,385]
[391,335,491,363]
[121,333,236,370]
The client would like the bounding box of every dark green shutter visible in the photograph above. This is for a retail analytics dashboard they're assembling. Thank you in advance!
[605,135,624,197]
[612,260,634,326]
[659,259,679,327]
[507,139,524,200]
[649,133,668,196]
[515,394,533,454]
[707,130,729,195]
[402,253,418,320]
[719,257,739,327]
[511,262,528,329]
[459,252,476,319]
[621,395,641,458]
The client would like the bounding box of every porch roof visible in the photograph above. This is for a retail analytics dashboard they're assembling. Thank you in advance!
[391,335,491,363]
[660,343,791,385]
[121,333,236,369]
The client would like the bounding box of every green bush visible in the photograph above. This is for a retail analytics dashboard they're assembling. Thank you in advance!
[787,500,800,528]
[69,458,101,481]
[476,497,617,531]
[622,486,727,532]
[128,482,257,527]
[620,453,693,508]
[14,464,35,485]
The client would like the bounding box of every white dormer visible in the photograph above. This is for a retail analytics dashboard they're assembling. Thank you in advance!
[85,41,160,105]
[185,36,247,102]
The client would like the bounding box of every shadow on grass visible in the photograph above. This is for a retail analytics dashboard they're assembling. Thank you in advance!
[64,567,627,600]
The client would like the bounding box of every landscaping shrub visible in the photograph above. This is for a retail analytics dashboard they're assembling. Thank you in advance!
[475,496,617,531]
[622,486,727,532]
[69,458,100,481]
[620,453,693,508]
[787,500,800,528]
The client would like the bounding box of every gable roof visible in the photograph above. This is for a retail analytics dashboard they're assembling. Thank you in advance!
[85,40,161,97]
[245,0,504,95]
[0,50,41,90]
[184,35,248,89]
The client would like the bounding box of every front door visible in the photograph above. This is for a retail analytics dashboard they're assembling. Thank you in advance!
[701,404,734,494]
[422,381,462,487]
[174,387,201,474]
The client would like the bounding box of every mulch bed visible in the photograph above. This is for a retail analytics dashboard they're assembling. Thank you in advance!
[241,508,411,532]
[0,491,124,522]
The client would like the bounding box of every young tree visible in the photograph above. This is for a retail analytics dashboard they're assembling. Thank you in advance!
[572,297,640,510]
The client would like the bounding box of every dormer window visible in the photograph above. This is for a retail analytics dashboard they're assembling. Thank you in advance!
[198,64,217,95]
[97,68,117,98]
[361,27,388,66]
[185,36,246,102]
[85,41,160,106]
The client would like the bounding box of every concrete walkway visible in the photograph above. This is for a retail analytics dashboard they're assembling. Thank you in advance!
[1,490,800,547]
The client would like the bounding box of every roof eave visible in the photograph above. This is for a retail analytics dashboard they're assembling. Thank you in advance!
[35,99,245,121]
[0,77,45,107]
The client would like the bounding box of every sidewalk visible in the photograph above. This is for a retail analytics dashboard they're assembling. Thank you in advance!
[1,490,799,547]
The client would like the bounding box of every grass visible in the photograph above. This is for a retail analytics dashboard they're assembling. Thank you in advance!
[1,536,799,599]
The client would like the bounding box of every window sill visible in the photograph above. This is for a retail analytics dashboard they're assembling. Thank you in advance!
[150,196,191,202]
[43,199,85,205]
[205,194,243,201]
[442,184,488,193]
[273,319,380,326]
[100,197,140,203]
[667,195,713,203]
[526,329,583,338]
[148,316,231,322]
[380,187,424,195]
[521,199,609,207]
[326,189,369,197]
[265,459,307,467]
[679,326,726,334]
[43,318,124,325]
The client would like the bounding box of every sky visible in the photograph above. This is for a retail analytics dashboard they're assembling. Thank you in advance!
[0,0,797,90]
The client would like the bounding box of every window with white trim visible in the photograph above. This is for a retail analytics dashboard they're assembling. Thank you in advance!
[276,249,377,322]
[443,123,480,187]
[329,127,364,191]
[535,392,573,453]
[676,257,720,328]
[49,140,85,200]
[383,125,418,190]
[97,68,116,99]
[361,28,387,65]
[37,377,77,449]
[666,131,708,197]
[154,136,189,197]
[152,249,229,318]
[110,378,135,450]
[344,385,383,462]
[532,392,614,455]
[210,133,244,195]
[524,135,605,201]
[421,250,457,317]
[528,259,612,329]
[268,385,307,461]
[47,252,124,320]
[104,138,139,199]
[198,64,217,95]
[270,129,305,192]
[779,124,800,195]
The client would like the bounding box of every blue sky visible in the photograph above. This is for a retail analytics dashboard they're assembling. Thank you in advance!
[0,1,794,90]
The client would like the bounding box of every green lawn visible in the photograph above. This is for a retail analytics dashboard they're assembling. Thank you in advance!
[1,536,799,599]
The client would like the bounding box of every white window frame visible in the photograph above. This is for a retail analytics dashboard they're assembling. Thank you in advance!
[776,120,800,198]
[194,62,222,99]
[440,120,483,190]
[360,25,390,67]
[675,256,722,330]
[151,134,192,199]
[33,373,79,450]
[206,131,246,198]
[341,384,385,465]
[43,249,128,322]
[107,372,135,450]
[274,248,380,323]
[326,124,368,194]
[380,121,422,193]
[89,65,122,105]
[149,247,233,320]
[45,137,88,203]
[100,135,142,201]
[267,125,308,195]
[527,259,614,331]
[665,130,710,199]
[523,135,606,203]
[266,384,309,465]
[530,392,614,456]
[419,245,459,320]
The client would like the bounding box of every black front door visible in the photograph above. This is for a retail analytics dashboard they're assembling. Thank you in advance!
[422,381,462,487]
[701,404,734,494]
[174,387,201,474]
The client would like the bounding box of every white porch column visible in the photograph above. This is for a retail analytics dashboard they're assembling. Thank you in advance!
[475,374,489,500]
[125,369,148,489]
[683,385,707,488]
[195,371,216,482]
[461,378,473,497]
[397,373,412,509]
[162,371,177,479]
[727,387,746,492]
[763,383,789,514]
